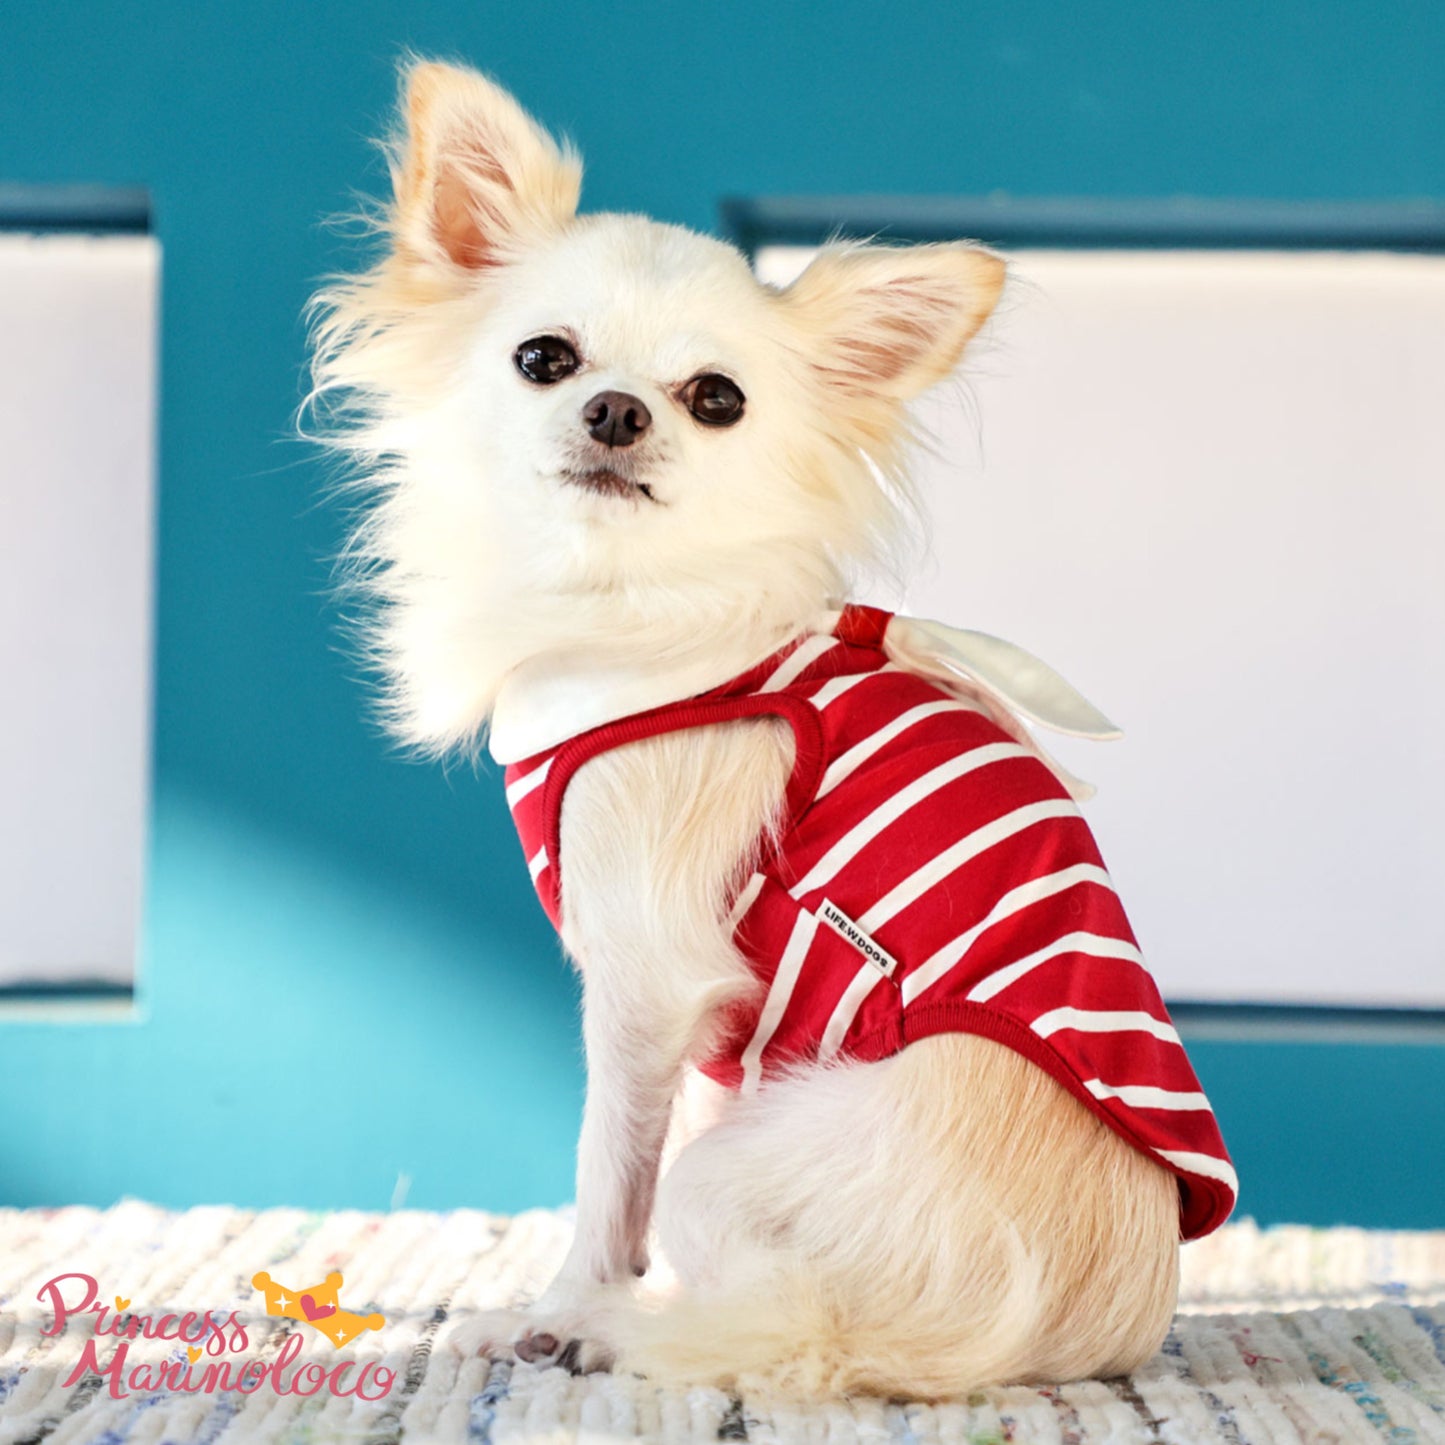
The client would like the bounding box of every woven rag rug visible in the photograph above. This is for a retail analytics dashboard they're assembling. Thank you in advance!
[1,1202,1443,1444]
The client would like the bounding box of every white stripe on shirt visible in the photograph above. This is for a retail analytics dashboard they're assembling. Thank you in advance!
[739,910,820,1095]
[1032,1008,1181,1045]
[816,699,979,798]
[527,847,549,882]
[1085,1079,1212,1111]
[817,962,886,1061]
[761,635,837,693]
[506,758,553,808]
[1157,1149,1240,1195]
[727,872,766,932]
[808,669,876,711]
[859,800,1083,936]
[966,931,1145,1005]
[902,863,1115,1007]
[790,742,1029,899]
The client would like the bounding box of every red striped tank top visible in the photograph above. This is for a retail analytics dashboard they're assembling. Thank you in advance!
[504,605,1236,1239]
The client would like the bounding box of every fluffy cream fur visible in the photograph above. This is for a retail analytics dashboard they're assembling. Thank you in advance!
[309,58,1180,1400]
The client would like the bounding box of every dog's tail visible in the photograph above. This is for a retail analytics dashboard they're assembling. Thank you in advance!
[609,1229,1044,1402]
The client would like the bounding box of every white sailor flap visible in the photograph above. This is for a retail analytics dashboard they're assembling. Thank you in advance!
[881,615,1123,803]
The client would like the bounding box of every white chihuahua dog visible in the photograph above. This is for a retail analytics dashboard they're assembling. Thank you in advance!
[311,60,1235,1401]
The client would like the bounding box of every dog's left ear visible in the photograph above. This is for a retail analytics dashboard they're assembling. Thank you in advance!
[780,243,1006,405]
[390,59,581,272]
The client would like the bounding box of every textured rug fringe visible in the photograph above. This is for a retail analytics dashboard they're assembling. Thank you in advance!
[1,1202,1443,1443]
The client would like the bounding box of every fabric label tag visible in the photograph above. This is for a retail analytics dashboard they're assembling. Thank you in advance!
[819,899,899,979]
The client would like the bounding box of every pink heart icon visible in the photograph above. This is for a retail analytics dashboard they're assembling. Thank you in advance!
[300,1293,336,1322]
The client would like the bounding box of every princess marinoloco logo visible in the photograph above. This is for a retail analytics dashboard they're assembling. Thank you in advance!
[40,1268,397,1401]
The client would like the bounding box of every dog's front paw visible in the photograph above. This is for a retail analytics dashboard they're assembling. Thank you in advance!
[452,1298,619,1374]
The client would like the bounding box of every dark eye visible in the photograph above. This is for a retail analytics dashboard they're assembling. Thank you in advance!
[685,373,746,427]
[514,335,580,385]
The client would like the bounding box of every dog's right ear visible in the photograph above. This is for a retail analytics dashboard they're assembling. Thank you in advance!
[390,60,581,272]
[779,242,1006,410]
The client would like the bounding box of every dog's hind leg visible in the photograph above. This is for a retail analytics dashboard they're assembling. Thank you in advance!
[624,1032,1180,1401]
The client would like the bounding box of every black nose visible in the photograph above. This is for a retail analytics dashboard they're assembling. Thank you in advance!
[583,390,652,449]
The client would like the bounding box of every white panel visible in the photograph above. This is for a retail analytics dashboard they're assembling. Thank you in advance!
[758,246,1445,1007]
[0,233,158,986]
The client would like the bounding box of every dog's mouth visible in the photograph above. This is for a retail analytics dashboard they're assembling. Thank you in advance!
[562,467,659,504]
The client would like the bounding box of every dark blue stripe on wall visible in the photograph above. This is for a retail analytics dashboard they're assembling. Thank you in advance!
[723,195,1445,255]
[0,983,135,1002]
[0,183,151,233]
[1173,1004,1445,1046]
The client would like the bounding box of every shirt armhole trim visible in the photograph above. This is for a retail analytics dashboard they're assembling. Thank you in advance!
[539,693,827,924]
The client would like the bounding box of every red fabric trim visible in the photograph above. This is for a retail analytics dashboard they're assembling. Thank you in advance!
[536,693,826,923]
[528,610,882,918]
[834,603,893,650]
[849,1001,1226,1241]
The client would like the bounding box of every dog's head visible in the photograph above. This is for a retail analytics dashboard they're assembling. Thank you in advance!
[311,60,1005,756]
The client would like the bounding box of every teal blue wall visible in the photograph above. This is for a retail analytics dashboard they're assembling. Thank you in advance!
[1,2,1442,1224]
